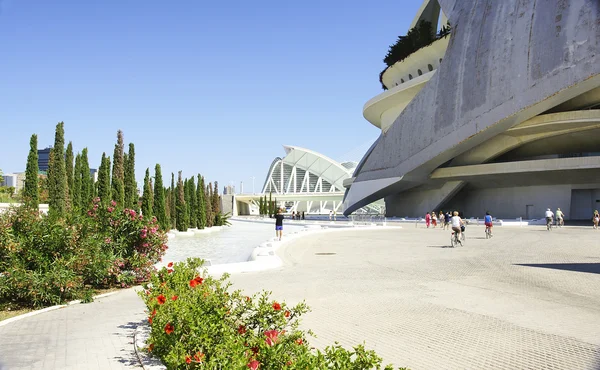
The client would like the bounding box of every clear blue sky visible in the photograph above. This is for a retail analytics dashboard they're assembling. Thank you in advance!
[0,0,420,193]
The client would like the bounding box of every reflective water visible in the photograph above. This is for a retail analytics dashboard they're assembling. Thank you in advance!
[160,220,305,266]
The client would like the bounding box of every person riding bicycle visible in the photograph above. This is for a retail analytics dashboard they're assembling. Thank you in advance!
[545,208,554,227]
[484,211,493,237]
[555,208,564,226]
[451,211,464,240]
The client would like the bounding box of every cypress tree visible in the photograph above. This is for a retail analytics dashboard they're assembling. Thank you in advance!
[24,134,39,209]
[73,153,82,209]
[65,141,74,208]
[97,153,111,204]
[188,176,197,229]
[268,192,273,216]
[47,122,67,218]
[111,130,125,206]
[196,175,206,229]
[212,181,220,215]
[79,148,92,210]
[165,187,172,228]
[124,143,137,210]
[175,171,188,231]
[205,183,213,227]
[153,164,168,231]
[258,197,264,215]
[141,168,153,217]
[183,178,190,227]
[170,173,176,229]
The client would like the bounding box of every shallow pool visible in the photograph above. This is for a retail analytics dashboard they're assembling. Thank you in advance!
[160,220,305,266]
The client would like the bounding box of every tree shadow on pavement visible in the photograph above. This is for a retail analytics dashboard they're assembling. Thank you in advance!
[114,320,145,367]
[515,263,600,275]
[426,245,453,249]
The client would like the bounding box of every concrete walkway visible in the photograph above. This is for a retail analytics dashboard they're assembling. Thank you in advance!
[1,225,600,369]
[0,288,145,370]
[228,226,600,369]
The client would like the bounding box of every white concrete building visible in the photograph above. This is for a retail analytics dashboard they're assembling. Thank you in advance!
[344,0,600,220]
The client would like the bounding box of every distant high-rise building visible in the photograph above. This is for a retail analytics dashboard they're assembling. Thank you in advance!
[38,147,52,172]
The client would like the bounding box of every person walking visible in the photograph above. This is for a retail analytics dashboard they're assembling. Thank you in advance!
[593,210,599,230]
[438,211,444,227]
[432,212,438,228]
[444,211,452,230]
[425,212,431,228]
[275,208,284,240]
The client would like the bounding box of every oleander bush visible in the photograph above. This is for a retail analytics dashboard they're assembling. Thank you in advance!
[140,258,408,370]
[0,199,168,307]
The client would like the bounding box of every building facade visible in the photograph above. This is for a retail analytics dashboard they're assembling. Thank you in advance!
[344,0,600,220]
[37,147,52,172]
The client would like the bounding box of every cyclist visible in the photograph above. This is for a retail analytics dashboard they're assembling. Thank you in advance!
[484,211,493,237]
[451,211,464,240]
[555,208,564,227]
[545,208,554,229]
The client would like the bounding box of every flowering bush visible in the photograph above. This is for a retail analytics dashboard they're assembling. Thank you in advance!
[0,200,168,307]
[139,259,408,370]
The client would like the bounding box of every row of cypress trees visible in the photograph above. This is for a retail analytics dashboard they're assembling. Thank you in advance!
[258,192,277,216]
[22,122,222,231]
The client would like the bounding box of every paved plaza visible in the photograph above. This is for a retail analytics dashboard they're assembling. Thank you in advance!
[228,225,600,369]
[0,225,599,369]
[0,289,145,370]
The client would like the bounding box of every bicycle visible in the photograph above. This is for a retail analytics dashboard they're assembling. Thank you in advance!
[450,231,463,247]
[485,226,492,239]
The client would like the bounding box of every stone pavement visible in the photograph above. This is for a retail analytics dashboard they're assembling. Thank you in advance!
[0,288,146,370]
[1,225,599,369]
[227,225,600,369]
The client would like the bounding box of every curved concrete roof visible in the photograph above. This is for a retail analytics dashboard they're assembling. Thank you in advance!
[281,146,352,191]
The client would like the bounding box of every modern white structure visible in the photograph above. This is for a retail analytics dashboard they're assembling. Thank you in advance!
[344,0,600,220]
[261,145,357,214]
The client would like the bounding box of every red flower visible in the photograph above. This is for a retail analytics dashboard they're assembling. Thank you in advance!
[185,356,192,364]
[167,269,173,274]
[238,325,247,335]
[264,330,279,346]
[157,295,166,305]
[272,302,281,311]
[164,323,174,335]
[286,361,293,366]
[194,276,203,284]
[193,352,205,362]
[251,346,259,355]
[246,296,251,302]
[189,279,198,288]
[247,360,260,370]
[296,338,303,345]
[284,310,290,318]
[148,343,154,352]
[171,295,178,301]
[151,309,156,317]
[148,317,153,324]
[167,262,173,268]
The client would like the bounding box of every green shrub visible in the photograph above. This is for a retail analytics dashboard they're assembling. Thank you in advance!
[0,198,168,307]
[139,259,407,370]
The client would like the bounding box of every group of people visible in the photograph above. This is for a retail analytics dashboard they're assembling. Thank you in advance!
[544,208,565,228]
[425,211,454,230]
[290,211,305,220]
[425,210,495,240]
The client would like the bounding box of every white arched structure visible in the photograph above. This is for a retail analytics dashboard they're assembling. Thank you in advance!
[263,145,354,195]
[261,146,363,214]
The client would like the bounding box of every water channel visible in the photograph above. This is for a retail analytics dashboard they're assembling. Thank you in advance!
[159,220,306,267]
